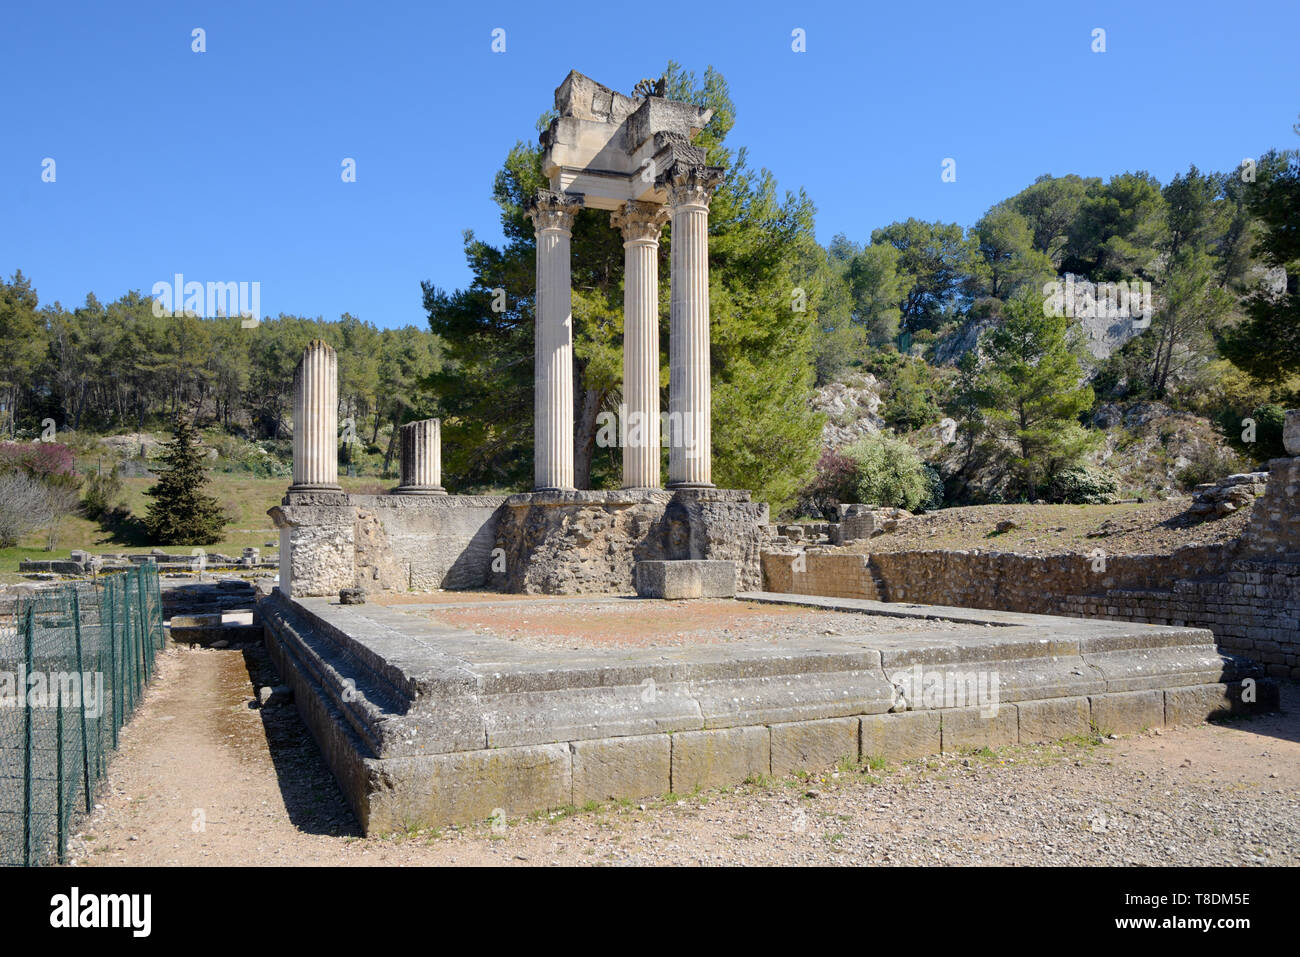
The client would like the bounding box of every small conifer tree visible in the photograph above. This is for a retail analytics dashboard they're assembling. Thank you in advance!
[143,416,228,545]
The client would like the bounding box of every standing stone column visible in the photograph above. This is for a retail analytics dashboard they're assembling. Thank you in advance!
[395,418,446,494]
[611,200,671,488]
[664,165,723,488]
[290,339,341,491]
[527,189,583,491]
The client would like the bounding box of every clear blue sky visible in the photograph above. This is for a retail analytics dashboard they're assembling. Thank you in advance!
[3,0,1296,329]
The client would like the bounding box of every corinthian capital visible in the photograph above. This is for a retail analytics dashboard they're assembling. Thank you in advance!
[661,164,725,210]
[610,200,671,244]
[526,189,584,233]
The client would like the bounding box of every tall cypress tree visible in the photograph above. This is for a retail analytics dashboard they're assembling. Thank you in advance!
[143,416,228,545]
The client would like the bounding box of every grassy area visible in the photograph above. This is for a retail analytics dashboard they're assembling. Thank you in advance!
[1,473,386,582]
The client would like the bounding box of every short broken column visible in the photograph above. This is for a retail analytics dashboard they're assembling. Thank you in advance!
[396,418,446,495]
[290,339,341,492]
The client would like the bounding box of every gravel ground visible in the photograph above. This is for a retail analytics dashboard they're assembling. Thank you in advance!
[418,597,975,649]
[844,501,1253,557]
[69,641,1300,867]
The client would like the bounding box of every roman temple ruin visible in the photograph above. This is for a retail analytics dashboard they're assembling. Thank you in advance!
[261,72,1281,833]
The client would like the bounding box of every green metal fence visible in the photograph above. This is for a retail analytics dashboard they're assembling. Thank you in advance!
[0,564,164,866]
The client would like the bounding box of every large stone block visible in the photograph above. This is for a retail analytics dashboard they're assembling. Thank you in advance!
[940,704,1019,751]
[1017,696,1090,743]
[571,735,671,804]
[635,560,736,599]
[1165,680,1279,725]
[1088,689,1164,733]
[770,717,859,775]
[859,711,941,761]
[670,726,769,792]
[366,744,572,833]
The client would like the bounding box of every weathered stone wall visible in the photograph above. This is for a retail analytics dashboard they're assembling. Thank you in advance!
[1242,456,1300,559]
[491,488,768,593]
[763,455,1300,679]
[270,487,768,597]
[270,492,507,597]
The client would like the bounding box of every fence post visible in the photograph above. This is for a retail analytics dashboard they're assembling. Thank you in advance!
[106,575,119,749]
[21,604,34,868]
[56,695,65,865]
[137,567,152,678]
[135,568,148,688]
[71,587,93,813]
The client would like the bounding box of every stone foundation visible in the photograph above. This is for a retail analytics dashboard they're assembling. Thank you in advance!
[489,488,767,593]
[269,487,766,597]
[260,589,1276,833]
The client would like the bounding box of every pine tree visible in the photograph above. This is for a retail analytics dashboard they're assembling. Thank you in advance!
[1222,138,1300,391]
[143,416,228,545]
[977,292,1099,499]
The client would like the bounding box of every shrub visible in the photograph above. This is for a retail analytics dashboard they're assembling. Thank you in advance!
[882,359,943,432]
[0,441,81,492]
[1174,443,1247,491]
[920,463,945,511]
[1217,402,1287,462]
[0,471,81,550]
[1043,464,1120,504]
[801,447,861,518]
[842,433,933,511]
[82,465,124,519]
[0,472,49,547]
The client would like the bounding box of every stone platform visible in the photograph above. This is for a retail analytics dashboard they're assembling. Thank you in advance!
[260,589,1277,834]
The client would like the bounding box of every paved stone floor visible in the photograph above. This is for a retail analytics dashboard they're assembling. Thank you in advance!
[400,595,976,649]
[69,641,1299,866]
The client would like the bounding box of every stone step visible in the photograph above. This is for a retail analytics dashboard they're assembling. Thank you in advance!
[167,611,263,646]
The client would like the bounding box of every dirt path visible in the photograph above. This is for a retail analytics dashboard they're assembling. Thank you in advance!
[71,643,1300,867]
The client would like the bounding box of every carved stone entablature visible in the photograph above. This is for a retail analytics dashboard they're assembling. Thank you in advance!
[661,163,725,210]
[525,189,584,233]
[541,70,715,210]
[610,200,672,244]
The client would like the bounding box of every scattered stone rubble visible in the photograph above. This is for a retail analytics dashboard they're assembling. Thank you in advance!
[1188,472,1268,518]
[763,505,911,550]
[19,546,277,579]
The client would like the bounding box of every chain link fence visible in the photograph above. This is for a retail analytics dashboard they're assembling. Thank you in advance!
[0,564,163,866]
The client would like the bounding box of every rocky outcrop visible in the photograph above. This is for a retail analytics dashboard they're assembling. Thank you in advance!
[813,375,884,448]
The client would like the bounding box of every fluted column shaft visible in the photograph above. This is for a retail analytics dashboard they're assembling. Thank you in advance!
[291,340,340,490]
[612,201,670,488]
[528,190,582,491]
[396,418,446,494]
[666,167,721,488]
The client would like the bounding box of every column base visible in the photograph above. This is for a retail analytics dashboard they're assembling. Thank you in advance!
[667,481,715,490]
[288,483,343,492]
[393,485,447,496]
